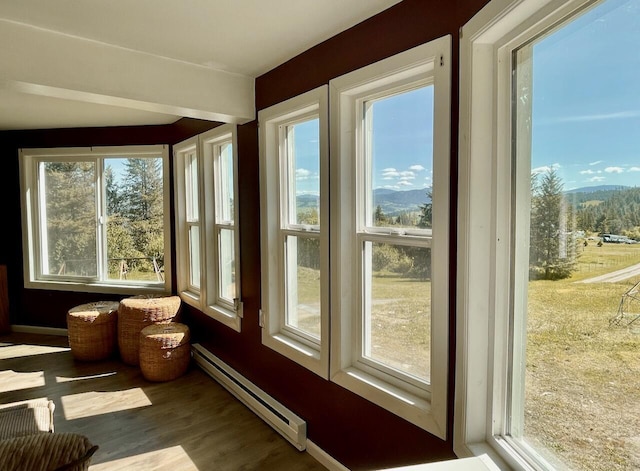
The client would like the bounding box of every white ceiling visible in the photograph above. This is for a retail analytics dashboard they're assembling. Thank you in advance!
[0,0,402,131]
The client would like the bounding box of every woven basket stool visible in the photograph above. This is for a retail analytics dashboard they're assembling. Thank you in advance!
[118,294,181,366]
[139,323,191,382]
[67,301,119,361]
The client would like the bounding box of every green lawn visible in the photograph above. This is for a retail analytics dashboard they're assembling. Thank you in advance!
[294,243,640,470]
[526,243,640,470]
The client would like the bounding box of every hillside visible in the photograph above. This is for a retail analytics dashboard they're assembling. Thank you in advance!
[296,188,431,217]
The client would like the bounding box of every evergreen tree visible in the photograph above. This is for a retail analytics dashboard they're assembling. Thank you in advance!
[44,162,97,276]
[374,205,387,225]
[529,168,577,280]
[417,189,432,229]
[119,158,165,272]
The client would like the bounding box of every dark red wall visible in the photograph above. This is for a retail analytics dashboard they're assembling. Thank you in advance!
[0,0,492,469]
[193,1,490,469]
[0,118,220,327]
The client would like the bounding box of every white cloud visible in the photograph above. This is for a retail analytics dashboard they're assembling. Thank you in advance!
[605,167,624,173]
[296,168,314,180]
[580,169,596,175]
[542,110,640,125]
[588,176,606,182]
[629,167,640,172]
[398,180,413,187]
[409,164,425,171]
[532,165,552,174]
[399,174,416,181]
[382,169,400,178]
[589,160,603,166]
[399,170,415,178]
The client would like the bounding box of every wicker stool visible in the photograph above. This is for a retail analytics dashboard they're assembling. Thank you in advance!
[117,295,181,366]
[139,323,191,382]
[67,301,119,361]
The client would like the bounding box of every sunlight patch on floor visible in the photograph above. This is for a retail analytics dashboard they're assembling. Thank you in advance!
[61,387,152,420]
[56,371,117,383]
[0,343,70,360]
[89,445,198,470]
[0,370,45,392]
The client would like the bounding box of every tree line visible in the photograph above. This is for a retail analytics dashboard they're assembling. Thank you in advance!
[45,158,164,277]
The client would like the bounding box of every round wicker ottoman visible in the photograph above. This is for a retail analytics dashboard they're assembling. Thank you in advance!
[67,301,119,361]
[139,323,191,382]
[118,295,181,366]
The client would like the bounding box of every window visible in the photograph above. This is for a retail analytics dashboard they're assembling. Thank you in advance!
[20,145,170,293]
[258,86,329,377]
[174,124,242,331]
[457,0,640,469]
[259,37,451,435]
[330,36,451,437]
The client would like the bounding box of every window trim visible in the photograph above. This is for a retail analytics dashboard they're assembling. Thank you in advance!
[174,136,203,301]
[174,124,242,332]
[456,0,597,468]
[19,144,171,294]
[329,35,451,438]
[258,85,330,378]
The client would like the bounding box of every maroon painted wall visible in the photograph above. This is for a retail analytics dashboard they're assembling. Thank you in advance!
[0,0,492,469]
[0,118,220,327]
[191,1,490,469]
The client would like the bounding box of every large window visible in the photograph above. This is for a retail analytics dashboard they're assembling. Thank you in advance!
[259,36,451,435]
[259,86,329,377]
[20,145,170,293]
[457,0,640,469]
[330,35,451,437]
[174,124,242,331]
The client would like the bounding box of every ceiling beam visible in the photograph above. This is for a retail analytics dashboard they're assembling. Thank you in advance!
[0,20,255,124]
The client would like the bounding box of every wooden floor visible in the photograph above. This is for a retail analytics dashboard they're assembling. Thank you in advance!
[0,332,327,471]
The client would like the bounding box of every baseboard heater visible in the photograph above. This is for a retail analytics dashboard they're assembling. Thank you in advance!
[191,343,307,451]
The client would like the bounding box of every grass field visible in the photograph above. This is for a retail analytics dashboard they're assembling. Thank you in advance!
[295,242,639,469]
[525,243,640,470]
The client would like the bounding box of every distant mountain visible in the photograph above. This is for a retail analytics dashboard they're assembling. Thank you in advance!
[295,188,431,217]
[373,188,430,216]
[296,194,320,210]
[565,185,629,194]
[565,185,633,208]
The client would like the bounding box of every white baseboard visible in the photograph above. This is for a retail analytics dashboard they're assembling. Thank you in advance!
[306,440,350,471]
[10,325,68,336]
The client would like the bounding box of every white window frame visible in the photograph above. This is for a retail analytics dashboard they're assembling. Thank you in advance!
[174,137,203,300]
[19,145,171,294]
[258,86,330,378]
[174,124,242,331]
[330,35,451,438]
[456,0,598,468]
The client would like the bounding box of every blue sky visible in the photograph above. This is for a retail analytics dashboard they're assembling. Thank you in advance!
[293,87,434,195]
[530,0,640,190]
[293,0,639,195]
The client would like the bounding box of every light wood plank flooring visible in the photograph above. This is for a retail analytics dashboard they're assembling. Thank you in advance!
[0,332,327,471]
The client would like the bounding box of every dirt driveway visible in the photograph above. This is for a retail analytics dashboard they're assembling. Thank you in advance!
[579,262,640,283]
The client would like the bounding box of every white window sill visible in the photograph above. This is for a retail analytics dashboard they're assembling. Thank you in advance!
[378,455,501,470]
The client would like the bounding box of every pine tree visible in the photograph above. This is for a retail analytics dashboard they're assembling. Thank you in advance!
[529,168,577,280]
[417,189,432,229]
[118,158,165,272]
[44,162,97,276]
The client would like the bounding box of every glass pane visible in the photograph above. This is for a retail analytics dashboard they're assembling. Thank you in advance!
[218,228,236,302]
[105,157,165,283]
[513,2,640,469]
[42,161,97,277]
[189,225,200,289]
[285,235,321,340]
[286,119,320,226]
[216,142,234,223]
[367,86,434,230]
[186,152,199,221]
[363,241,431,381]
